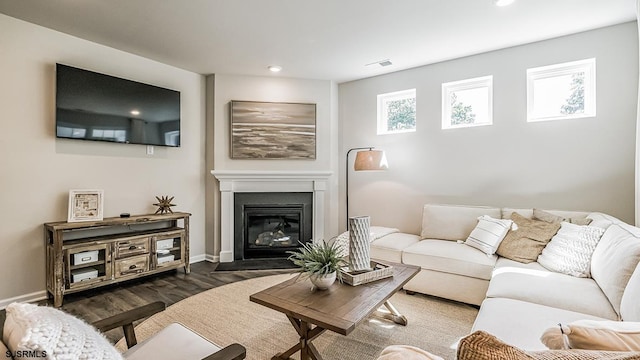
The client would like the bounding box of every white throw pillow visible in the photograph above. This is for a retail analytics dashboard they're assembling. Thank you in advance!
[464,215,512,256]
[537,222,604,277]
[3,302,123,360]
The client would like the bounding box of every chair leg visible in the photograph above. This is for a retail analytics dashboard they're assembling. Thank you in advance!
[123,323,138,348]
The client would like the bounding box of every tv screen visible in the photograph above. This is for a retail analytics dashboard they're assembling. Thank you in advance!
[55,63,181,147]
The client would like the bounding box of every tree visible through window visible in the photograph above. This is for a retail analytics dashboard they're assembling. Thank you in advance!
[560,72,585,115]
[450,93,476,125]
[377,89,416,134]
[442,76,493,129]
[527,58,595,122]
[386,96,416,131]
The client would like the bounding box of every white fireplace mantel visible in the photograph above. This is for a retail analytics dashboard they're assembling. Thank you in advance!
[210,170,333,262]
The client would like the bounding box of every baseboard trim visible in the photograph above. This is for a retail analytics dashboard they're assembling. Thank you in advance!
[191,254,219,263]
[205,254,219,263]
[0,290,48,310]
[190,254,207,263]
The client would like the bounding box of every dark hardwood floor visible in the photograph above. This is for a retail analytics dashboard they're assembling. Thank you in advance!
[0,262,293,344]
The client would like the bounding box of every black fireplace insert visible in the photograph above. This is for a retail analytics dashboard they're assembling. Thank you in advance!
[234,192,312,260]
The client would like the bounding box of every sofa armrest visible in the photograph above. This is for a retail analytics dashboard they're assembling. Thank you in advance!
[201,343,246,360]
[91,301,166,348]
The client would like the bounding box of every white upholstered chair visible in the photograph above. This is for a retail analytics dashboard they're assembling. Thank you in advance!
[3,301,245,360]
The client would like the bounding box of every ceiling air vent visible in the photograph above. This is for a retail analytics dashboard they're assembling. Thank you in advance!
[365,59,393,68]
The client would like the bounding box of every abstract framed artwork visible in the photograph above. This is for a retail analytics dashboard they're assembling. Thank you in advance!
[230,100,316,159]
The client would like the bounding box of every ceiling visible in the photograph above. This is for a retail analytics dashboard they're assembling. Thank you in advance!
[0,0,636,83]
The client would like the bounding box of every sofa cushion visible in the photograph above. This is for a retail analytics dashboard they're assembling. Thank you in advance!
[501,208,534,219]
[534,209,592,226]
[472,298,608,351]
[370,233,421,263]
[459,330,640,360]
[487,258,617,320]
[420,204,500,241]
[542,320,640,351]
[621,261,640,321]
[496,213,561,263]
[123,323,221,360]
[3,302,123,360]
[501,208,590,221]
[333,226,400,257]
[591,224,640,318]
[537,222,604,278]
[402,240,497,280]
[587,212,623,230]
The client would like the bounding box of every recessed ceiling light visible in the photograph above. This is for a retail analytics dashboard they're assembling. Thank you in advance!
[130,110,140,115]
[268,65,282,73]
[494,0,515,6]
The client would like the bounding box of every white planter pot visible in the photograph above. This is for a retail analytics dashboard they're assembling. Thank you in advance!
[310,271,337,290]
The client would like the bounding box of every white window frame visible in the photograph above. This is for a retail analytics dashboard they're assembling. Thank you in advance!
[527,58,596,122]
[442,75,493,130]
[377,88,416,135]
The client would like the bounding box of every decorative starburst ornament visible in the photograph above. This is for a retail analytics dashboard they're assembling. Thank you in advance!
[153,196,176,214]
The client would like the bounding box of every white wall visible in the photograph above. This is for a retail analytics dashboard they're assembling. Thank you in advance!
[0,14,206,304]
[208,74,340,256]
[339,22,639,234]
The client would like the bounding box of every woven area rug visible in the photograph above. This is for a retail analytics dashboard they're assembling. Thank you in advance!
[116,274,478,360]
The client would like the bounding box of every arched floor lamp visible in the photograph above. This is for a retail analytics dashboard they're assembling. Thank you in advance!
[346,147,389,229]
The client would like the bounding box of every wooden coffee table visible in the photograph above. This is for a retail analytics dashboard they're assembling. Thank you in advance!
[249,261,420,360]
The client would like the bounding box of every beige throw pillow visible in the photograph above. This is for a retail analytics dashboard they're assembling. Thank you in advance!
[541,320,640,352]
[496,213,561,263]
[534,209,593,226]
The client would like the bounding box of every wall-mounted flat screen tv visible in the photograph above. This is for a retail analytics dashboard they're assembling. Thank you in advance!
[56,63,181,147]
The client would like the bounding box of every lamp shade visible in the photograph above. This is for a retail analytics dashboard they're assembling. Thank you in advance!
[353,150,389,171]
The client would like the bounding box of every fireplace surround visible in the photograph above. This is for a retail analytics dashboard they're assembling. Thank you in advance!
[211,170,332,263]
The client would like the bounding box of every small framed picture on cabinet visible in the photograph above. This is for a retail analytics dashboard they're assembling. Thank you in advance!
[68,189,104,222]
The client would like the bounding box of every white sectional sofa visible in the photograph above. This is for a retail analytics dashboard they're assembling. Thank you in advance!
[369,204,640,351]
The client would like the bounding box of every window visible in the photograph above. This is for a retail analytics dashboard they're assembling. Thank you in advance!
[527,58,596,122]
[377,89,416,135]
[442,76,493,129]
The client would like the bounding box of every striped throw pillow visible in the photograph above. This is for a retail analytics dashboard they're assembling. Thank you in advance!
[464,215,513,255]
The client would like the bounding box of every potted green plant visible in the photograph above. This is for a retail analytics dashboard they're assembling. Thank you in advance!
[287,240,346,290]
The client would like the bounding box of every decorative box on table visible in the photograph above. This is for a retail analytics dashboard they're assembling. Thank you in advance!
[340,261,393,286]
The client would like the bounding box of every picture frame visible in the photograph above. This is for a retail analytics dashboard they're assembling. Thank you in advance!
[230,100,317,159]
[68,189,104,222]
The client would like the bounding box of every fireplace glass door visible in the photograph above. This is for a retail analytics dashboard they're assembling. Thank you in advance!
[243,205,303,258]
